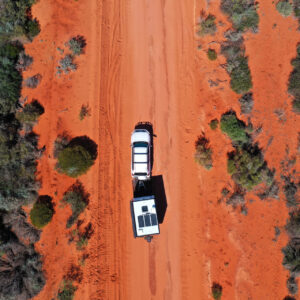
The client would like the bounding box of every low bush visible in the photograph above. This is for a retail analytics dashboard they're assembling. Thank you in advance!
[276,1,293,17]
[57,145,94,177]
[282,175,299,207]
[67,36,86,56]
[212,282,222,300]
[207,49,217,60]
[282,240,300,275]
[197,14,217,36]
[79,104,90,120]
[30,196,54,229]
[292,99,300,114]
[24,73,42,88]
[227,145,273,190]
[230,56,252,94]
[220,111,249,144]
[57,55,77,75]
[209,119,219,130]
[286,210,300,237]
[16,100,44,123]
[220,0,259,32]
[62,181,89,228]
[287,276,298,295]
[56,136,97,178]
[239,92,253,114]
[57,280,77,300]
[194,136,213,170]
[25,19,40,40]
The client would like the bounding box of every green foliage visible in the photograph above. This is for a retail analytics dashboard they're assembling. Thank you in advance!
[230,56,252,94]
[276,1,293,16]
[212,282,223,300]
[227,145,272,190]
[30,196,54,229]
[288,45,300,114]
[57,55,77,75]
[282,241,300,274]
[57,280,77,300]
[207,48,217,60]
[0,0,38,40]
[194,136,213,170]
[286,210,300,237]
[197,14,217,36]
[16,100,44,123]
[67,36,86,56]
[57,145,94,177]
[79,104,90,120]
[220,0,259,32]
[25,19,40,40]
[220,112,249,144]
[62,181,89,228]
[292,99,300,114]
[209,119,219,130]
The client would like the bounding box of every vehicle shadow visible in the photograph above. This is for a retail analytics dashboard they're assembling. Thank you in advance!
[132,175,167,224]
[134,122,154,173]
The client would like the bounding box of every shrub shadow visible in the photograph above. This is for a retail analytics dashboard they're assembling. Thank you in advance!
[37,195,54,212]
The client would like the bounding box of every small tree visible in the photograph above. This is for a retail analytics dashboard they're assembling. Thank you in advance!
[276,1,293,17]
[194,136,213,170]
[212,282,222,300]
[57,280,77,300]
[207,49,217,61]
[220,112,249,144]
[62,181,89,228]
[209,119,219,130]
[67,36,86,56]
[197,14,217,36]
[26,19,40,40]
[57,145,94,177]
[30,196,54,229]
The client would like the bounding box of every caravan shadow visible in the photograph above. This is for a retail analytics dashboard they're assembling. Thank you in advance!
[151,175,167,224]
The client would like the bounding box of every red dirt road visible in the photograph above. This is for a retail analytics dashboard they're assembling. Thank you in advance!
[27,0,300,299]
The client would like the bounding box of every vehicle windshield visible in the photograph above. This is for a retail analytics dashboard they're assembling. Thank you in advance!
[135,172,147,176]
[134,142,148,147]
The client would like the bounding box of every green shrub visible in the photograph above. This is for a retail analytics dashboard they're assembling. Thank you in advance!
[62,181,89,228]
[220,112,249,144]
[227,145,272,190]
[292,99,300,114]
[79,104,90,120]
[57,55,77,75]
[57,280,77,300]
[30,196,54,229]
[230,56,252,94]
[286,210,300,237]
[194,136,213,170]
[209,119,219,130]
[276,1,293,16]
[212,282,222,300]
[26,19,40,40]
[67,36,86,56]
[282,241,300,274]
[197,14,217,36]
[57,145,94,177]
[207,49,217,60]
[16,100,44,123]
[220,0,259,32]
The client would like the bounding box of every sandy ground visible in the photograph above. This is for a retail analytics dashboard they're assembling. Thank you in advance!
[22,0,300,299]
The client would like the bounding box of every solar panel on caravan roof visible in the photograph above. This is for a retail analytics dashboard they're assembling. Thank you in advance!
[150,214,158,226]
[138,215,145,228]
[144,214,151,226]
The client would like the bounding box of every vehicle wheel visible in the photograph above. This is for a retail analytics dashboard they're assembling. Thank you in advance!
[145,236,152,243]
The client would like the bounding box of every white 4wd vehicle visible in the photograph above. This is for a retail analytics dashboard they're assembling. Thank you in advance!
[131,129,151,180]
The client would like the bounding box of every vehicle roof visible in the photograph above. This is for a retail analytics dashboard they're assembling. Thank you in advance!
[131,196,159,237]
[131,129,150,144]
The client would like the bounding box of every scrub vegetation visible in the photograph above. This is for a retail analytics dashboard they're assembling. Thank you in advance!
[55,135,97,178]
[197,14,217,36]
[288,44,300,114]
[211,282,223,300]
[62,181,89,228]
[220,0,259,32]
[220,111,274,191]
[30,196,54,229]
[207,48,217,60]
[194,135,213,170]
[276,1,293,17]
[0,1,45,298]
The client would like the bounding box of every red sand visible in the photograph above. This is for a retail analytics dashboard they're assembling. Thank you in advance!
[21,0,300,299]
